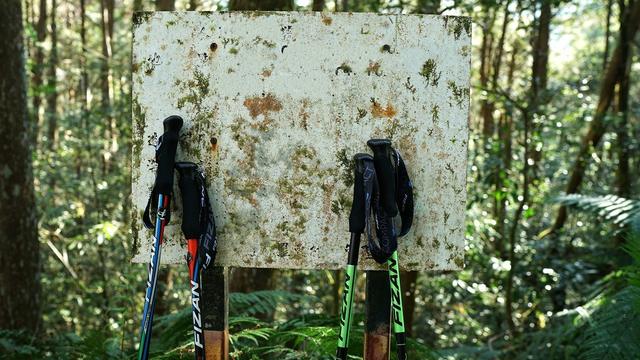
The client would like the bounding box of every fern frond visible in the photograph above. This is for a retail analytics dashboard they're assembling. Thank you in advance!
[230,290,309,317]
[556,194,640,232]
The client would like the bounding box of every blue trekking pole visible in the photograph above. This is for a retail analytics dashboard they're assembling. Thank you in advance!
[137,115,183,360]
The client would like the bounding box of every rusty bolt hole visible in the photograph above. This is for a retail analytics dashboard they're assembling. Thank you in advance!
[210,42,218,52]
[210,136,218,151]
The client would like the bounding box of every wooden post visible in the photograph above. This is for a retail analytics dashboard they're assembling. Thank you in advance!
[364,270,391,360]
[201,266,229,360]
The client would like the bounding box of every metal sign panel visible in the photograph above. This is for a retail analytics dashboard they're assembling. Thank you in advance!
[131,11,470,270]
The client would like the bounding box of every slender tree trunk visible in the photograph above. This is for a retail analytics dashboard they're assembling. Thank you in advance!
[417,0,440,13]
[479,8,496,138]
[331,270,341,316]
[100,0,115,174]
[312,0,324,11]
[31,0,47,147]
[0,0,41,332]
[615,0,632,198]
[545,0,640,236]
[46,0,58,194]
[603,0,613,69]
[77,0,88,180]
[153,268,174,316]
[490,2,511,255]
[46,0,57,152]
[530,0,551,176]
[400,270,418,337]
[228,0,293,10]
[155,0,174,10]
[505,0,552,335]
[134,0,144,11]
[188,0,199,10]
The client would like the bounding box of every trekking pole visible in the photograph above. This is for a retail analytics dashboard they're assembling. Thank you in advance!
[138,115,183,360]
[336,154,375,360]
[367,139,413,360]
[176,162,219,360]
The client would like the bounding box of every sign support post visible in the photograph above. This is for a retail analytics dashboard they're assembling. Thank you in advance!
[201,267,229,360]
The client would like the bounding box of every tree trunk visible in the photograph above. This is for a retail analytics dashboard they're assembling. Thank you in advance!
[188,0,199,10]
[31,0,47,147]
[417,0,440,13]
[228,0,293,10]
[134,0,144,12]
[545,0,640,236]
[614,0,632,198]
[479,7,496,138]
[78,0,88,180]
[100,0,115,174]
[505,0,552,335]
[46,0,58,153]
[0,0,41,332]
[603,0,613,69]
[312,0,324,11]
[155,0,174,10]
[490,2,510,254]
[400,270,418,336]
[529,0,551,177]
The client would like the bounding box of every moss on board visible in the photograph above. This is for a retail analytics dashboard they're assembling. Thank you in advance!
[131,97,146,185]
[252,36,276,48]
[132,12,153,27]
[419,59,441,86]
[335,148,354,187]
[431,104,440,124]
[176,70,210,110]
[443,16,472,40]
[447,81,470,107]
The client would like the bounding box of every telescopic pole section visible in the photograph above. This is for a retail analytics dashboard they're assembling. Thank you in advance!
[388,251,407,360]
[138,194,170,360]
[336,232,361,359]
[364,270,391,360]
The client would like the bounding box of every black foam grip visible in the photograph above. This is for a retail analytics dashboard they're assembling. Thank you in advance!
[367,139,398,217]
[176,162,201,239]
[153,115,183,195]
[349,154,371,233]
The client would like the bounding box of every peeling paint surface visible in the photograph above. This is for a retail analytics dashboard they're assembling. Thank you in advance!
[131,12,470,271]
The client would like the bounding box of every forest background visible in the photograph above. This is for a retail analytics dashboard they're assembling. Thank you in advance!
[1,0,639,359]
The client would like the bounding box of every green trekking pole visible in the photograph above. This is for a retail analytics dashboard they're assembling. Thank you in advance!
[388,250,407,359]
[336,153,375,360]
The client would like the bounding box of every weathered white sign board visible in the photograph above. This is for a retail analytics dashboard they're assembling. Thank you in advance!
[131,11,470,270]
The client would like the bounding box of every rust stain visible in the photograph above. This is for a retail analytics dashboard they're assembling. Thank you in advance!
[364,331,390,360]
[204,329,229,360]
[243,93,283,118]
[260,68,272,78]
[367,61,382,76]
[321,14,333,25]
[250,117,274,132]
[370,99,397,118]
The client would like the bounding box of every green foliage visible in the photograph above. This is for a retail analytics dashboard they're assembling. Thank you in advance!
[557,194,640,232]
